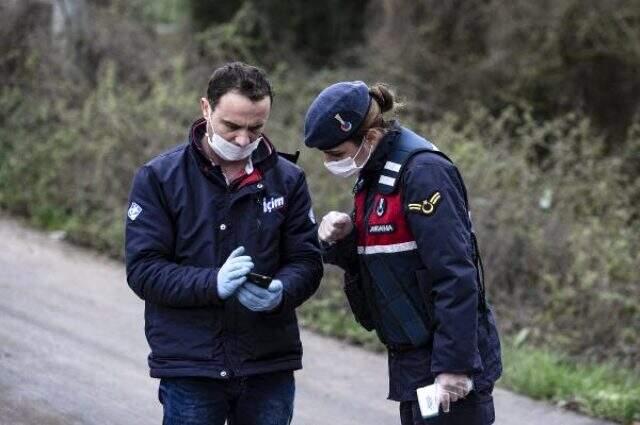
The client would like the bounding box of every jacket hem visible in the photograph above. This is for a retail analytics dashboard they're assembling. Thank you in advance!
[149,358,302,379]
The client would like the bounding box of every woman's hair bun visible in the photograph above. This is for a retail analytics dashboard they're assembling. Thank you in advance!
[369,83,395,113]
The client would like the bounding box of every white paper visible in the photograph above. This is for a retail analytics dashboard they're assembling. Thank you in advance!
[416,383,440,418]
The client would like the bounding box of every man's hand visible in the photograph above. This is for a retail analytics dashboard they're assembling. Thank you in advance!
[237,280,284,312]
[217,246,254,299]
[435,373,473,413]
[318,211,353,242]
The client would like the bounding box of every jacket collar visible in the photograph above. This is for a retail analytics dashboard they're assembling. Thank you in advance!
[359,120,402,181]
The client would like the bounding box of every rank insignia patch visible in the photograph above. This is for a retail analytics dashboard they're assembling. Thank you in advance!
[408,191,442,216]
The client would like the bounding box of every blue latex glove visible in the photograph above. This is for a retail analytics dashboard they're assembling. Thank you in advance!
[237,279,283,312]
[217,246,254,300]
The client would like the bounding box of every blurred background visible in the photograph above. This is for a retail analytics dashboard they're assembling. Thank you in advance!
[0,0,638,423]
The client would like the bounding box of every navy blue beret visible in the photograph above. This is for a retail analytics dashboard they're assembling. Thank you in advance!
[304,81,371,150]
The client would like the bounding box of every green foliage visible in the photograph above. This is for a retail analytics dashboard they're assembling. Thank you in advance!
[190,0,368,67]
[108,0,189,25]
[365,0,640,141]
[0,58,197,256]
[195,2,271,66]
[187,0,243,30]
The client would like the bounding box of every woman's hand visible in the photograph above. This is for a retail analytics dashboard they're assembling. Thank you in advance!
[318,211,353,242]
[435,373,473,412]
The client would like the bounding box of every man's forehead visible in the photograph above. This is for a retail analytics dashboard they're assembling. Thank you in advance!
[214,92,270,123]
[216,91,271,111]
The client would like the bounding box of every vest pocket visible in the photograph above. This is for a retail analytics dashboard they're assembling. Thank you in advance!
[343,271,375,331]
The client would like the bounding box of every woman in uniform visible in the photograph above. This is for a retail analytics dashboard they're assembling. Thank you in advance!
[303,81,502,425]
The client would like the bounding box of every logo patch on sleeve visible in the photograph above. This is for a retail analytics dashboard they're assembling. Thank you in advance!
[408,191,442,216]
[127,202,142,221]
[368,223,396,234]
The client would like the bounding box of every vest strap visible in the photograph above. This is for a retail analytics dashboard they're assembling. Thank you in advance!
[377,127,446,194]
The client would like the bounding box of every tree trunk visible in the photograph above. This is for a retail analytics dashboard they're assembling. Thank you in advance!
[51,0,89,55]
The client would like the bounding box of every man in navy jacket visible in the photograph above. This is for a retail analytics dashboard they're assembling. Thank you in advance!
[125,62,323,425]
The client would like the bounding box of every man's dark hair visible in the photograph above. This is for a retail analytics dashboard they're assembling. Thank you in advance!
[206,62,273,110]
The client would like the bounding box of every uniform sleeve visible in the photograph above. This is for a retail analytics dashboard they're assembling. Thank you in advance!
[321,224,359,272]
[125,166,222,307]
[402,161,483,376]
[273,172,324,313]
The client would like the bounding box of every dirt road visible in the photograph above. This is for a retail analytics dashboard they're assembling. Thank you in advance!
[0,217,615,424]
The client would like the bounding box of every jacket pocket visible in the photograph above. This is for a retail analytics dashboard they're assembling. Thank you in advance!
[249,313,302,361]
[145,304,220,361]
[343,271,375,331]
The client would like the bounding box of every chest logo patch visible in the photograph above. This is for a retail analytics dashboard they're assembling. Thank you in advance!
[264,196,285,213]
[376,197,386,216]
[127,202,142,221]
[408,191,442,216]
[368,223,396,234]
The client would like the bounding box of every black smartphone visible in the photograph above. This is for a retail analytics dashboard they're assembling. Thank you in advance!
[247,272,273,289]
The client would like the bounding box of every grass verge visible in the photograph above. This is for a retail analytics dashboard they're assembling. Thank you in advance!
[502,342,640,424]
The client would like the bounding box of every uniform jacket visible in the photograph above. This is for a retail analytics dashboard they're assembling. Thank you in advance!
[125,118,323,380]
[324,123,502,401]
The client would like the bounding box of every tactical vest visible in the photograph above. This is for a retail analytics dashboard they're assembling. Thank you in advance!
[353,127,487,347]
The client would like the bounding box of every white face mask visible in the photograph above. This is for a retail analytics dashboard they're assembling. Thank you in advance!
[323,139,372,178]
[206,114,261,161]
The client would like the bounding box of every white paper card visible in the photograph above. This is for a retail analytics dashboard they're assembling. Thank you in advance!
[416,383,440,418]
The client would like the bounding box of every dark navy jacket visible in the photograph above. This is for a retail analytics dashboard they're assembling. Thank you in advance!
[125,118,323,379]
[324,124,502,401]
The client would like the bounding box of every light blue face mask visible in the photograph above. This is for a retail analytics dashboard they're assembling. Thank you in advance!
[323,137,372,178]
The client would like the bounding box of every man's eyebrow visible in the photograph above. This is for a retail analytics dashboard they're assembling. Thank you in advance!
[222,119,241,128]
[222,119,265,129]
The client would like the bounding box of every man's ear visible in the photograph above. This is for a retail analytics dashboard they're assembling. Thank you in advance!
[200,97,210,119]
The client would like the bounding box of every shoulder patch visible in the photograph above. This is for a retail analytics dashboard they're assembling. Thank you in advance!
[407,191,442,216]
[128,202,142,221]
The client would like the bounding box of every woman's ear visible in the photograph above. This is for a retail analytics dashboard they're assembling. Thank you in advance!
[364,127,384,148]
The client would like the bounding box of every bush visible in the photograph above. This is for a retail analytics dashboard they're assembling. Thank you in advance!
[0,58,197,255]
[365,0,640,141]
